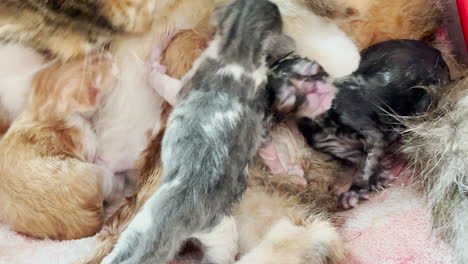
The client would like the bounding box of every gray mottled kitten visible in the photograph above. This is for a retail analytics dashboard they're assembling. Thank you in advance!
[102,0,295,263]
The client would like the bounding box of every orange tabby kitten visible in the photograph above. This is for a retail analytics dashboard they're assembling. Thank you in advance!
[0,54,118,240]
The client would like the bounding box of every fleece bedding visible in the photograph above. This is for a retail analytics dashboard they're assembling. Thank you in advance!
[0,169,453,264]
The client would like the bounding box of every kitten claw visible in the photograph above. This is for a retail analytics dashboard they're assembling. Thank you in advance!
[338,188,369,209]
[369,169,395,192]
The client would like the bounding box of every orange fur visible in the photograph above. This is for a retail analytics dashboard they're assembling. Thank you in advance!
[0,0,156,59]
[0,54,114,240]
[254,121,352,197]
[161,20,213,79]
[340,0,442,50]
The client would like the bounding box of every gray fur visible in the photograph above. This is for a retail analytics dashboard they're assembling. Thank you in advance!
[401,77,468,264]
[102,0,293,263]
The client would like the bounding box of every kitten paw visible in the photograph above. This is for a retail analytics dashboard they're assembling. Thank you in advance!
[102,0,156,33]
[338,188,369,209]
[369,169,396,192]
[146,58,182,106]
[147,62,167,88]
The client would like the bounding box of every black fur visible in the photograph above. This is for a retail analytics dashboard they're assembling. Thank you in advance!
[298,39,451,195]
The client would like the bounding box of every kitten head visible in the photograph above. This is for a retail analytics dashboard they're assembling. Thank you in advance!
[27,53,115,123]
[267,55,335,118]
[211,0,295,66]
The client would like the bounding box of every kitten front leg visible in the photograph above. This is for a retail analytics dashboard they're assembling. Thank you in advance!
[100,0,156,33]
[337,126,394,209]
[147,66,183,106]
[338,166,395,209]
[146,33,183,106]
[358,128,394,191]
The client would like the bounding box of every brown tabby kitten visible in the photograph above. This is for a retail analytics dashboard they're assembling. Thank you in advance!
[0,0,156,59]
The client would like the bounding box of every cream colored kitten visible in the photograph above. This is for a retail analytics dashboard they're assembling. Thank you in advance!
[0,54,119,240]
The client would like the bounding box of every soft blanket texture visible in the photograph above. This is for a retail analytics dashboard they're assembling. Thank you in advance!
[0,173,453,264]
[340,185,453,264]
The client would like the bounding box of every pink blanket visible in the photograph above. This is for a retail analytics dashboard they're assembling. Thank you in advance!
[0,176,453,264]
[340,186,452,264]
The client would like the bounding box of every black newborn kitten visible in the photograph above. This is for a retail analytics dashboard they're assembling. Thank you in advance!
[297,39,451,209]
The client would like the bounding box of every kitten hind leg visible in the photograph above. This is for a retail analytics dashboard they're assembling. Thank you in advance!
[148,67,183,106]
[357,128,395,191]
[147,33,184,106]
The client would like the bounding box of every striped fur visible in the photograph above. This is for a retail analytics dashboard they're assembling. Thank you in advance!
[0,0,156,59]
[401,77,468,264]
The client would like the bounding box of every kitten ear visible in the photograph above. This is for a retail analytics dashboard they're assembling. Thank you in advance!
[264,34,296,66]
